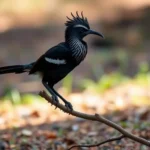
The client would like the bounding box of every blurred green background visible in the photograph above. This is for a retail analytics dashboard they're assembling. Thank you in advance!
[0,0,149,105]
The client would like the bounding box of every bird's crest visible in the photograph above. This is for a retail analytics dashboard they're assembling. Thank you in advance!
[65,12,90,29]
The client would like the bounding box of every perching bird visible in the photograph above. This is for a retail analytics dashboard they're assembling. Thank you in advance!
[0,12,103,110]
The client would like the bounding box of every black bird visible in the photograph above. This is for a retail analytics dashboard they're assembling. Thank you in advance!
[0,12,103,110]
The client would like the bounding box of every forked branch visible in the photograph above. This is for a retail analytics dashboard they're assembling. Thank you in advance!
[39,91,150,149]
[68,135,125,150]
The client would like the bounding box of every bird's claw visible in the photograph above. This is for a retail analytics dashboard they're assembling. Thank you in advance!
[65,102,73,111]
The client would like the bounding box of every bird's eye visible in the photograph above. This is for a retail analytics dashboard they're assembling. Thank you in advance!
[80,28,88,33]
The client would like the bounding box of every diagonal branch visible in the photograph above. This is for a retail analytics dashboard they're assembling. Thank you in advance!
[68,135,125,150]
[39,91,150,148]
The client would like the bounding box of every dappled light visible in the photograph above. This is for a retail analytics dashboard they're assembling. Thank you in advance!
[0,0,149,149]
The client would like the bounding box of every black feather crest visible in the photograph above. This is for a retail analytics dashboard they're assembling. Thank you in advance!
[65,11,90,29]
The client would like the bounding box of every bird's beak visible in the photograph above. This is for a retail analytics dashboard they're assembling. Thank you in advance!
[86,29,104,38]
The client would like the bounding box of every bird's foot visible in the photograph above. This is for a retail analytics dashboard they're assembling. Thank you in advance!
[51,95,59,104]
[64,101,73,111]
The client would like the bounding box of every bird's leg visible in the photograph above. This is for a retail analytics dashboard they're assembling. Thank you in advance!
[42,81,59,104]
[51,87,73,111]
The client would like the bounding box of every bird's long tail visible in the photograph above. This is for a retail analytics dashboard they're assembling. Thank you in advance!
[0,63,34,74]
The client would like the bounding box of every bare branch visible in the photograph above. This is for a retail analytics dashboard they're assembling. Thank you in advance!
[39,91,150,148]
[68,135,125,150]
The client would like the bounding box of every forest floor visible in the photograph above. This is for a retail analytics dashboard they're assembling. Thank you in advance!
[0,82,150,150]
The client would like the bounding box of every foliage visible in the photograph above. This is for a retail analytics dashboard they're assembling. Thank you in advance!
[81,72,128,93]
[81,61,150,93]
[2,88,44,105]
[61,74,73,94]
[134,62,150,85]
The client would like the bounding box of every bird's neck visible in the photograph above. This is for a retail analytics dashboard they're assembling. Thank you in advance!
[66,36,87,63]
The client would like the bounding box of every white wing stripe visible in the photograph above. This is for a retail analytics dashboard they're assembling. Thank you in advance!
[45,57,66,65]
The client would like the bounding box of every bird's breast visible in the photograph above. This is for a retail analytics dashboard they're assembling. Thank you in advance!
[70,39,87,64]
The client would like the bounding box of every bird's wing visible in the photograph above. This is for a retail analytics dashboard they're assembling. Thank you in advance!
[29,43,71,74]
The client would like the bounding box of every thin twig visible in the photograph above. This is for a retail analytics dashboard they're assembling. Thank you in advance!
[68,135,125,150]
[39,91,150,148]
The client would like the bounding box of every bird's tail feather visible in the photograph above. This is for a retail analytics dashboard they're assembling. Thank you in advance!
[0,64,33,74]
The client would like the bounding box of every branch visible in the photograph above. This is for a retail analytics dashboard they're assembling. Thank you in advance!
[68,135,125,150]
[39,91,150,148]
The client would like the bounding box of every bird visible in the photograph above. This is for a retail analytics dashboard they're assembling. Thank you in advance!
[0,12,104,110]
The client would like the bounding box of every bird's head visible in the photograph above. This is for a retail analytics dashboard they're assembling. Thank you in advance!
[65,12,104,40]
